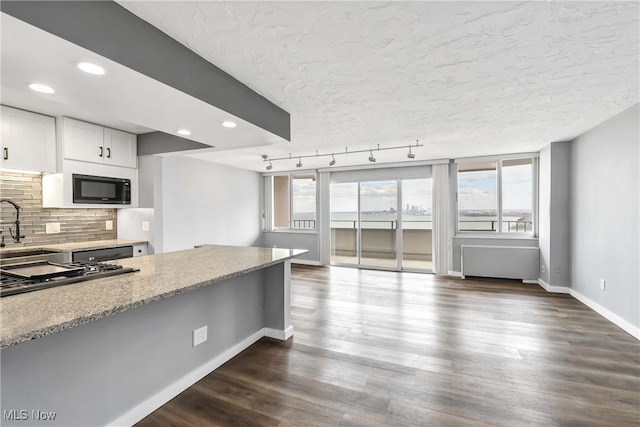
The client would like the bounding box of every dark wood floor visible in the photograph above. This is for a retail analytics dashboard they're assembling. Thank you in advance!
[137,266,640,426]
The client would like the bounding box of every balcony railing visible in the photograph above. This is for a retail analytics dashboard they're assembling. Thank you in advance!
[294,219,533,232]
[458,220,533,232]
[330,220,432,230]
[292,219,316,229]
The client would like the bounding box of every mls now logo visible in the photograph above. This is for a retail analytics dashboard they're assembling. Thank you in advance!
[3,409,57,421]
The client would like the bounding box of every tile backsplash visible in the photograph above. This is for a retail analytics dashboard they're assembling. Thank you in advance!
[0,171,117,248]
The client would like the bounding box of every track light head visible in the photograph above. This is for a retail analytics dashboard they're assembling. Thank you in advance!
[296,157,302,168]
[329,154,336,166]
[407,145,415,159]
[266,161,273,170]
[368,149,376,163]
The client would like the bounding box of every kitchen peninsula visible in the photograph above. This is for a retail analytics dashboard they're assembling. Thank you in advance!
[1,245,306,427]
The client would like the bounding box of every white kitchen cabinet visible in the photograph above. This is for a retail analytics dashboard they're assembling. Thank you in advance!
[62,118,103,165]
[62,117,137,168]
[104,128,137,168]
[1,106,56,172]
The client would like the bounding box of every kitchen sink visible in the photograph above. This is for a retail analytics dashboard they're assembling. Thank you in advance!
[0,249,70,266]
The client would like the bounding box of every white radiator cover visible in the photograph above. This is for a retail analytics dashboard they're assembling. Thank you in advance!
[461,245,540,281]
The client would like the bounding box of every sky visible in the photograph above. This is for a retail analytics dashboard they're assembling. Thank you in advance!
[292,177,316,214]
[458,164,532,211]
[293,165,531,215]
[329,179,432,213]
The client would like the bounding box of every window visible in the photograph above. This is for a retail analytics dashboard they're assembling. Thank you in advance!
[457,161,498,231]
[457,158,534,234]
[268,173,317,230]
[501,159,533,232]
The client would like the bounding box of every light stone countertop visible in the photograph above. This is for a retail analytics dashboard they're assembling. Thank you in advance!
[0,245,307,349]
[0,239,148,256]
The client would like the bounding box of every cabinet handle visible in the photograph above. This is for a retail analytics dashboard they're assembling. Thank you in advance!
[3,147,7,160]
[107,147,111,158]
[99,146,103,157]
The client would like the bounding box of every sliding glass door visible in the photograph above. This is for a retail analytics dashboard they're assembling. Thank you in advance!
[330,182,359,265]
[359,181,398,268]
[401,178,433,270]
[330,178,433,272]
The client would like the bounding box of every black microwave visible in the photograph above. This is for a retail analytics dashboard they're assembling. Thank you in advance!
[72,174,131,205]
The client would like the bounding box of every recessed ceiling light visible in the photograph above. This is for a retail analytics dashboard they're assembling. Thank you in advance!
[77,62,105,75]
[177,129,191,136]
[28,83,54,94]
[222,121,237,128]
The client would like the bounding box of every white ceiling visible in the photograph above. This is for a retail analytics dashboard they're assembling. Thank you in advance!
[1,3,638,172]
[0,13,287,153]
[118,1,639,171]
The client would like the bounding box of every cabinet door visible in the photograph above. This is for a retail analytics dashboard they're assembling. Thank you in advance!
[1,106,56,172]
[103,127,137,168]
[63,118,104,164]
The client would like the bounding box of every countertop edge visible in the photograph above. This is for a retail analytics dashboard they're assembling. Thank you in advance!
[1,240,148,255]
[0,253,302,349]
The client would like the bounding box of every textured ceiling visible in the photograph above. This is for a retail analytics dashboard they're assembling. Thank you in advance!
[119,1,639,171]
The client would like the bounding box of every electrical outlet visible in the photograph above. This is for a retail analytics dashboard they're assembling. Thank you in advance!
[600,279,606,291]
[105,220,113,231]
[142,221,150,232]
[45,222,60,234]
[193,325,208,347]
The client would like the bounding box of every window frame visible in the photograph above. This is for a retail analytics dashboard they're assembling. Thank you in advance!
[264,172,319,233]
[455,155,538,237]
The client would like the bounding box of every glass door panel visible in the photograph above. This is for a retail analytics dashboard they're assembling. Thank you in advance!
[401,179,433,270]
[330,182,358,265]
[359,181,397,268]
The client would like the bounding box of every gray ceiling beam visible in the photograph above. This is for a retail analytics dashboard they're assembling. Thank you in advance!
[1,1,290,141]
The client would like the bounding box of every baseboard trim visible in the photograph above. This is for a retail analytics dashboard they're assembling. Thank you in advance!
[264,325,294,340]
[537,279,639,340]
[448,271,463,278]
[292,259,322,266]
[537,278,571,294]
[107,328,269,427]
[568,289,640,340]
[522,279,538,284]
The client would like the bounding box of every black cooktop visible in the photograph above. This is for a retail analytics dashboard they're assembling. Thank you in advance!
[0,261,139,298]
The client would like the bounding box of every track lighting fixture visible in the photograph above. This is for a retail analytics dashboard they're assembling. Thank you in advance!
[261,140,422,169]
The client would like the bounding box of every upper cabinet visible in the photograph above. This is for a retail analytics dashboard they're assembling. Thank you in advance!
[103,128,137,168]
[62,118,103,165]
[1,106,56,173]
[62,117,137,168]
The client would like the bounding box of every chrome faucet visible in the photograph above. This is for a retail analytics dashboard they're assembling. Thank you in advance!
[0,198,25,243]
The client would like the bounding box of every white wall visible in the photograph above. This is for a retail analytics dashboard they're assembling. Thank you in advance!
[539,146,551,284]
[158,156,263,252]
[538,142,571,287]
[261,232,319,263]
[570,103,639,330]
[117,208,156,254]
